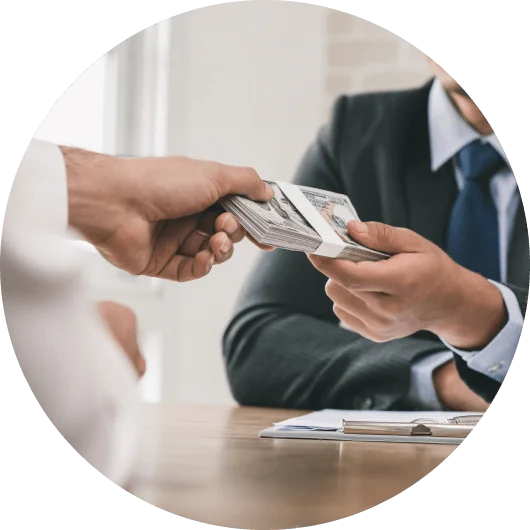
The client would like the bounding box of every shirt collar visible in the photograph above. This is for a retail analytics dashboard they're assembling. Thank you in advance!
[428,79,509,171]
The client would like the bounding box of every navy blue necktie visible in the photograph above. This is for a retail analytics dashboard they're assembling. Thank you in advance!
[446,140,506,282]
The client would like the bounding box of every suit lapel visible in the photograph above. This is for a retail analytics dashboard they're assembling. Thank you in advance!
[404,155,457,249]
[379,81,458,248]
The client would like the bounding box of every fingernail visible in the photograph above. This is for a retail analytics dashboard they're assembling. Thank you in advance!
[222,215,239,235]
[207,254,215,272]
[265,182,274,199]
[349,220,368,234]
[220,235,231,254]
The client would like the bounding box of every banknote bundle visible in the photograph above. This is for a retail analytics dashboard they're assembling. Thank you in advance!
[220,181,389,262]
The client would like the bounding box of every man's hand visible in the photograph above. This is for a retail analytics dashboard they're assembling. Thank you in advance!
[309,220,507,350]
[62,147,274,282]
[433,360,488,412]
[97,301,146,377]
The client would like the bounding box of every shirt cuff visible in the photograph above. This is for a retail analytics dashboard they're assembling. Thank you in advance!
[441,281,523,383]
[407,351,453,410]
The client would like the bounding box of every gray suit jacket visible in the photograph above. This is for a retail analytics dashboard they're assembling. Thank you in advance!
[223,82,529,410]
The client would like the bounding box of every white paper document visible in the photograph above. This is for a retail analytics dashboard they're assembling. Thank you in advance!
[273,409,473,431]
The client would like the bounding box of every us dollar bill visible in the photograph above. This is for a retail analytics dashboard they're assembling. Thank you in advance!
[220,181,389,262]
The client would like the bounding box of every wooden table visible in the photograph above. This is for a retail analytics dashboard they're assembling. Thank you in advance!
[131,404,455,529]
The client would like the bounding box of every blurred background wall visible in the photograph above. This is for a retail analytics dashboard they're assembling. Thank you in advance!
[34,1,431,405]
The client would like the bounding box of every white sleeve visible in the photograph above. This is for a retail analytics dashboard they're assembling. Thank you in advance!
[2,140,138,485]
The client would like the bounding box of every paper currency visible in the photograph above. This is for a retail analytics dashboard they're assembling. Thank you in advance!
[220,181,389,262]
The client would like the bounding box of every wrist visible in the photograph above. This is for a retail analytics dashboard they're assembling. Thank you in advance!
[61,146,129,243]
[428,265,507,350]
[433,360,460,410]
[433,360,489,412]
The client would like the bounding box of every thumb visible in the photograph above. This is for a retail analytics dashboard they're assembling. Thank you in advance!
[216,165,274,202]
[347,220,427,254]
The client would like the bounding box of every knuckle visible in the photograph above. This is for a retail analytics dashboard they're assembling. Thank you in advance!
[325,280,333,297]
[313,257,331,274]
[374,222,392,244]
[345,277,362,291]
[242,166,260,181]
[360,327,380,342]
[207,162,226,189]
[332,303,342,317]
[366,328,391,343]
[364,319,391,343]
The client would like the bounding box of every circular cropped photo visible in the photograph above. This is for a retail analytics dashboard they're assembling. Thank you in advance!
[1,1,526,528]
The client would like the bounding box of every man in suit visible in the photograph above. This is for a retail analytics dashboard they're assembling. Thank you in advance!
[2,140,273,484]
[223,60,528,412]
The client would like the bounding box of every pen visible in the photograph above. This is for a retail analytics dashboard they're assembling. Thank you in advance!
[446,415,482,425]
[412,414,483,425]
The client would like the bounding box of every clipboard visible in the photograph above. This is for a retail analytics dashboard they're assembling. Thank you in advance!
[341,419,477,438]
[259,410,482,445]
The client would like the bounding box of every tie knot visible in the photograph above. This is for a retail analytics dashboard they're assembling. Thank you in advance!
[458,139,505,182]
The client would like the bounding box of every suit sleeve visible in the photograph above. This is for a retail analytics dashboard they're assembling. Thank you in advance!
[223,98,449,411]
[2,140,138,485]
[453,281,526,403]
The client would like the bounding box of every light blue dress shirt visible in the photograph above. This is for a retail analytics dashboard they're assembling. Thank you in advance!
[406,80,523,409]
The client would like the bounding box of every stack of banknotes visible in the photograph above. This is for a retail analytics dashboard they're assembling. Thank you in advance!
[220,181,389,262]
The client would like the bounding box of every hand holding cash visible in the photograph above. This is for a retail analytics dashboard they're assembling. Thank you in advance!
[222,181,507,353]
[221,181,389,262]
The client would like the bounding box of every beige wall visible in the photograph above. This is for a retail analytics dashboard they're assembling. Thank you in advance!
[159,1,328,404]
[325,10,431,112]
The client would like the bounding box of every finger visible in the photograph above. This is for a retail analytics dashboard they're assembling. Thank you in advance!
[133,349,147,377]
[308,254,393,293]
[215,165,274,202]
[97,301,138,344]
[209,232,234,264]
[97,301,144,376]
[196,210,217,236]
[246,233,275,251]
[325,280,370,315]
[216,212,246,243]
[158,249,215,282]
[347,220,428,255]
[178,230,210,257]
[127,346,146,378]
[178,211,218,257]
[333,305,371,336]
[334,306,390,343]
[139,216,201,276]
[180,212,244,258]
[325,278,398,330]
